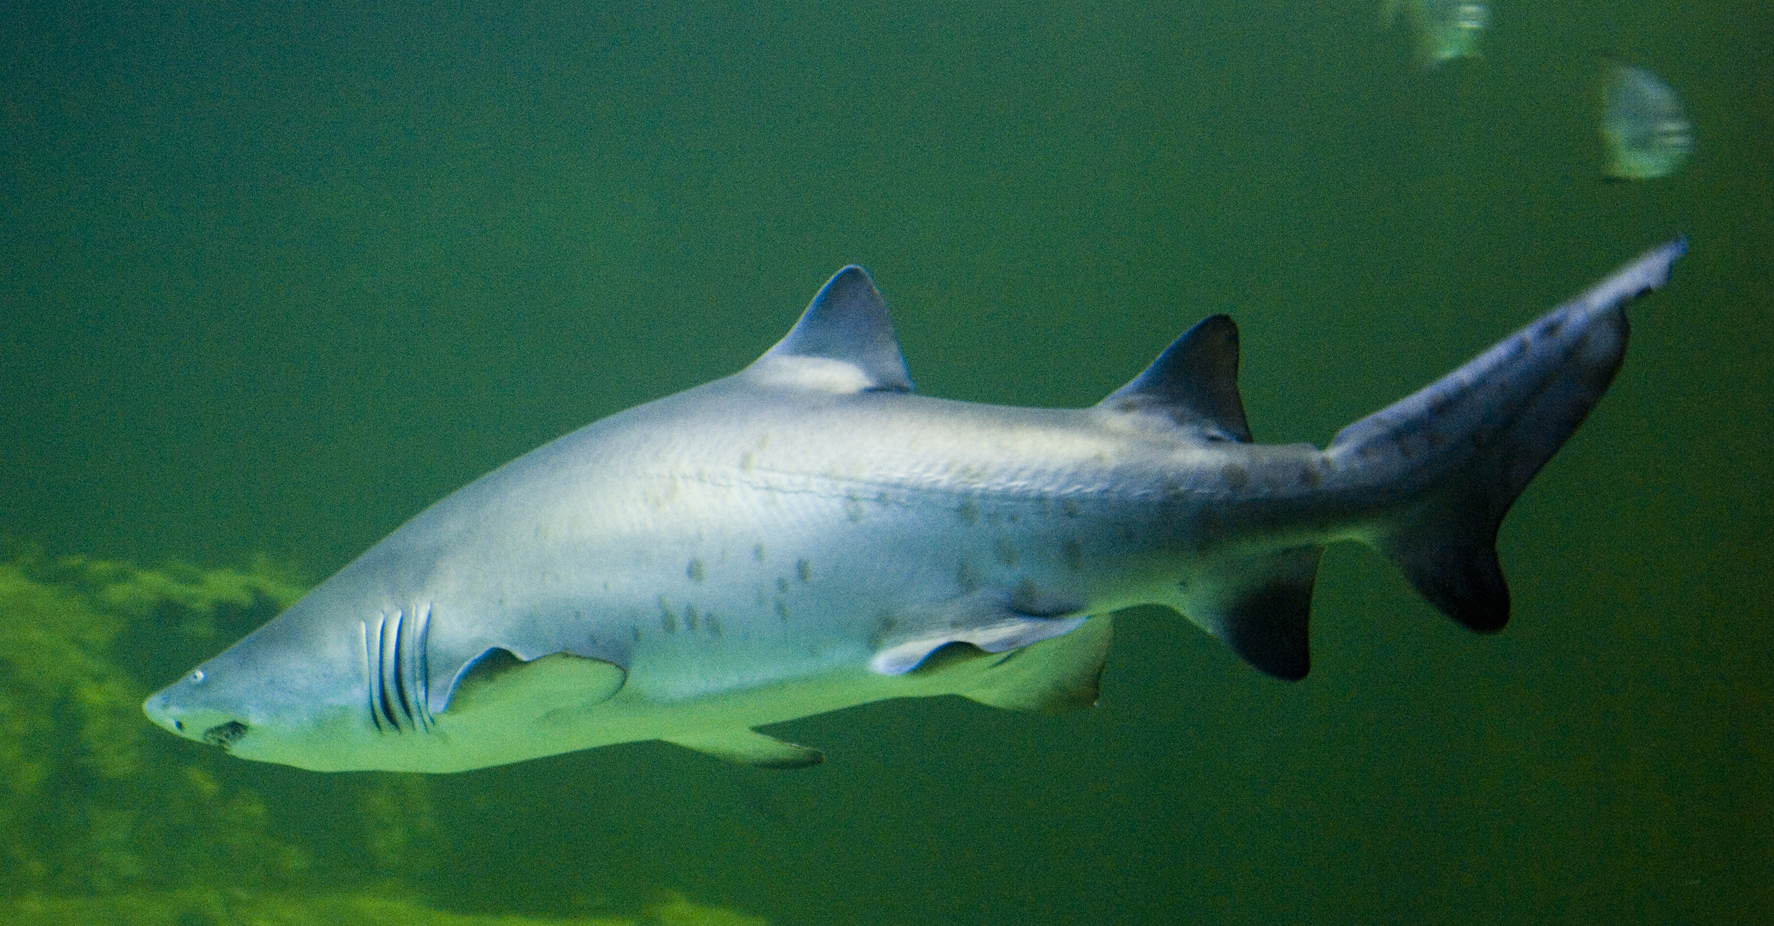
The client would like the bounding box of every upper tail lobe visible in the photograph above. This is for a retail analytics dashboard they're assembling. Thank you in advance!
[1330,237,1687,633]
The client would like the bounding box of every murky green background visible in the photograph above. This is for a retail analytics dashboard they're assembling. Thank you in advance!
[3,1,1769,923]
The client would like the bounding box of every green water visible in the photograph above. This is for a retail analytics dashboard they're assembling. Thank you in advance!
[2,1,1769,923]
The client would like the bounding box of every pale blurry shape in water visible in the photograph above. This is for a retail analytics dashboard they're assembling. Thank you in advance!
[1383,0,1488,67]
[1601,62,1695,181]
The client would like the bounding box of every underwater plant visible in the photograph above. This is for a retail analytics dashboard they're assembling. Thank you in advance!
[0,542,777,924]
[0,544,314,895]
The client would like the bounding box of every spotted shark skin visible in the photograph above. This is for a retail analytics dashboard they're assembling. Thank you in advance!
[143,239,1685,772]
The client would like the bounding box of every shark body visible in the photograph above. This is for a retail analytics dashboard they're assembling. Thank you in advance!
[145,240,1684,772]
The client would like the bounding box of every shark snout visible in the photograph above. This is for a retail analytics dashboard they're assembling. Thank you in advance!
[143,672,253,751]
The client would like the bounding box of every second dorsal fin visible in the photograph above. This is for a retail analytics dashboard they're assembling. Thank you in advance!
[745,265,914,394]
[1099,314,1252,442]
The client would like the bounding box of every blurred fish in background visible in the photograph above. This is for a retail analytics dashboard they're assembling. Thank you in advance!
[1383,0,1489,67]
[1600,61,1695,180]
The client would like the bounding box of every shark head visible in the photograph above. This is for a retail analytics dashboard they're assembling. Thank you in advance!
[144,549,631,773]
[142,570,407,771]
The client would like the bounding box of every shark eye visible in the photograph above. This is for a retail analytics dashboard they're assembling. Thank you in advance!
[187,669,205,684]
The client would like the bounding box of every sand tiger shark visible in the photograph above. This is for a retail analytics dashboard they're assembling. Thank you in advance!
[144,239,1685,773]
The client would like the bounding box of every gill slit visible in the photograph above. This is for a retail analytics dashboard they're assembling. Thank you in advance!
[413,606,434,727]
[364,606,436,735]
[362,619,385,733]
[382,610,411,730]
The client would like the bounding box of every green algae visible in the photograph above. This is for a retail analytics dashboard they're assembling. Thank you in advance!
[0,544,777,925]
[0,544,314,895]
[0,889,766,926]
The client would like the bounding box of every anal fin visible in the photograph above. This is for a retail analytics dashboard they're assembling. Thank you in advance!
[1172,546,1324,681]
[663,729,825,769]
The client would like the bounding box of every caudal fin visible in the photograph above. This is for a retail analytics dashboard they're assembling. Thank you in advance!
[1331,237,1686,633]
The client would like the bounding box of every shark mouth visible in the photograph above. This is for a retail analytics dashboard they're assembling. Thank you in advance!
[201,720,249,750]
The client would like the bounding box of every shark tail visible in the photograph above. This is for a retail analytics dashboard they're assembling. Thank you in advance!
[1329,237,1686,634]
[1129,239,1684,681]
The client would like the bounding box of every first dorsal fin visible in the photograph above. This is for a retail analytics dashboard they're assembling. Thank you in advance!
[745,265,914,393]
[1099,315,1252,442]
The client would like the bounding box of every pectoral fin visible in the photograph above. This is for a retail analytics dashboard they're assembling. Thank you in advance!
[442,649,626,719]
[664,729,826,769]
